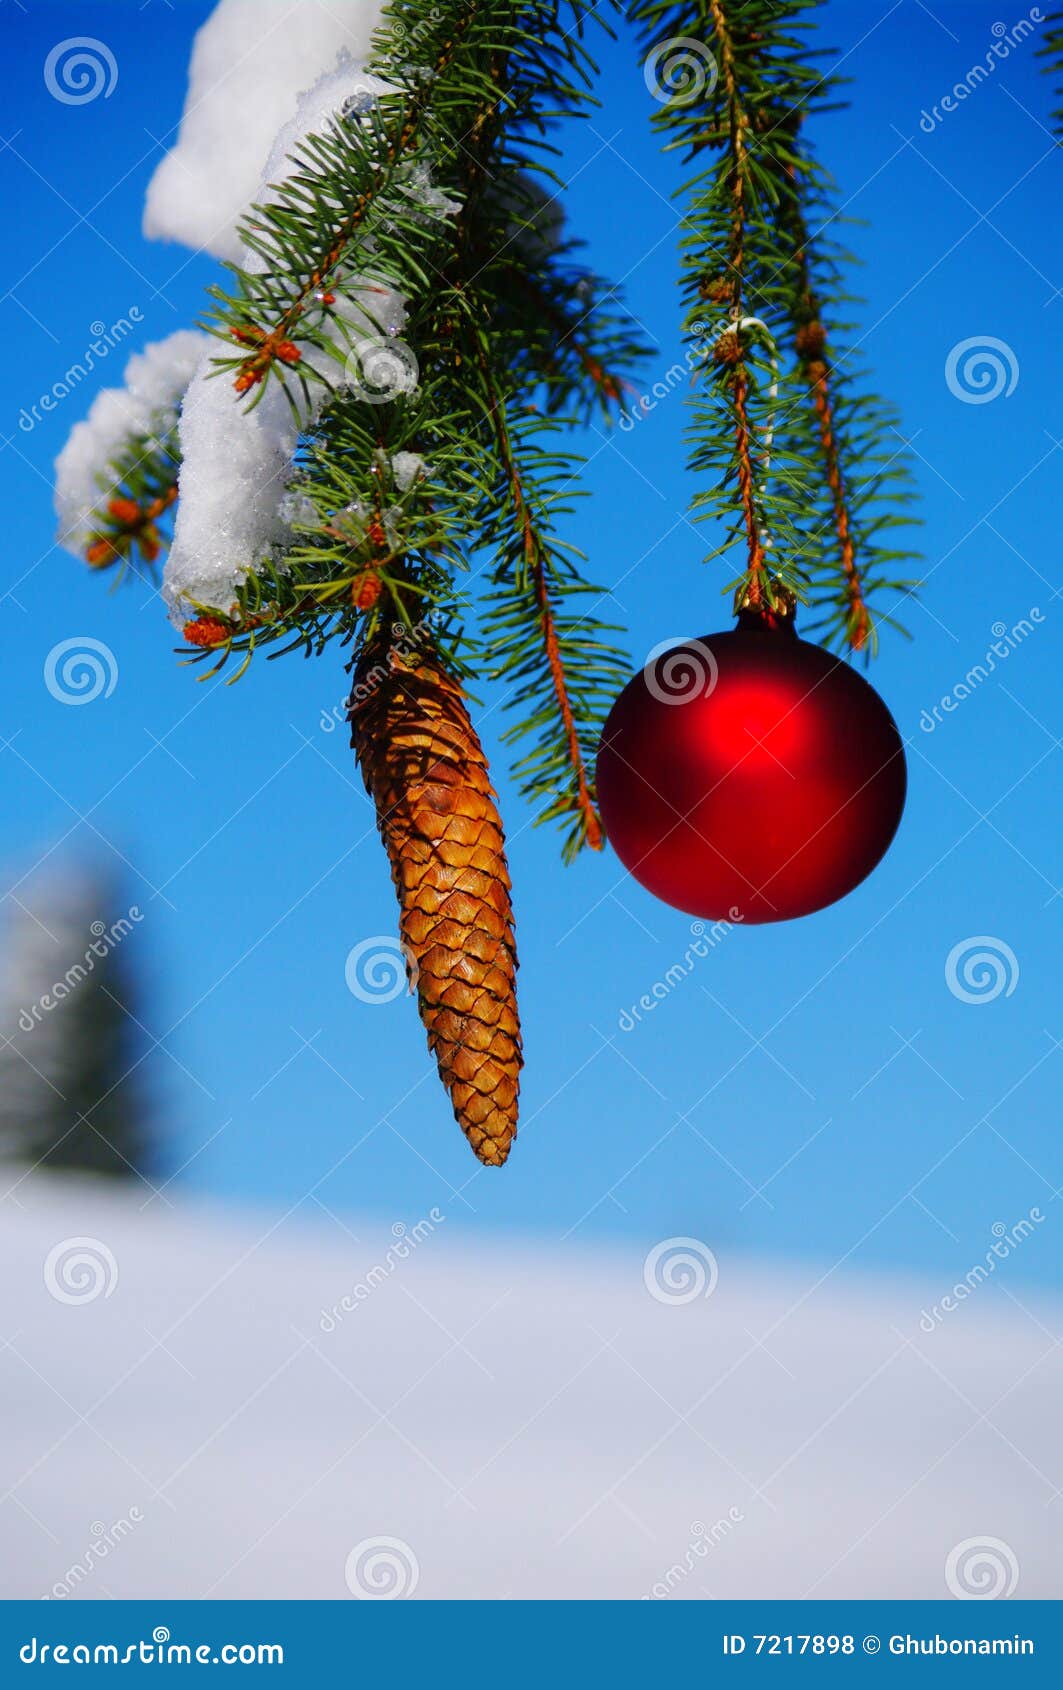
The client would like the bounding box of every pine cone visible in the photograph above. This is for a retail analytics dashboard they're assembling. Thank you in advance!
[349,626,522,1166]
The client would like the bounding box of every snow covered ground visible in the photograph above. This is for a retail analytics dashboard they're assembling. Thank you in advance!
[0,1177,1058,1601]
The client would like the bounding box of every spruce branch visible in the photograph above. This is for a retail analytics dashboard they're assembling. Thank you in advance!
[708,0,767,601]
[784,190,870,649]
[448,34,637,858]
[472,328,615,856]
[182,0,644,857]
[208,2,481,402]
[632,0,919,648]
[766,94,919,654]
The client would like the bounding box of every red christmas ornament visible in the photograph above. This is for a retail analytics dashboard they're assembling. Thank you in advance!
[596,607,906,923]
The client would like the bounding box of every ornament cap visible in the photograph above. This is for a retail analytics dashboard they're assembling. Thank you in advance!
[735,583,798,636]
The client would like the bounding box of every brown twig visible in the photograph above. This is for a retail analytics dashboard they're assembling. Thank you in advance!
[447,49,603,851]
[790,260,870,649]
[475,337,603,852]
[802,346,870,650]
[772,104,871,651]
[709,0,768,606]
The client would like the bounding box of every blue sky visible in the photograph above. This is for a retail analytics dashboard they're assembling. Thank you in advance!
[0,0,1059,1294]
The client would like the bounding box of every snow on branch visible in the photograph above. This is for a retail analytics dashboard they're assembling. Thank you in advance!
[54,331,209,569]
[161,56,457,625]
[142,0,385,261]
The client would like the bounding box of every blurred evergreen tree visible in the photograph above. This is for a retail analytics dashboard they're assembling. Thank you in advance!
[0,867,160,1181]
